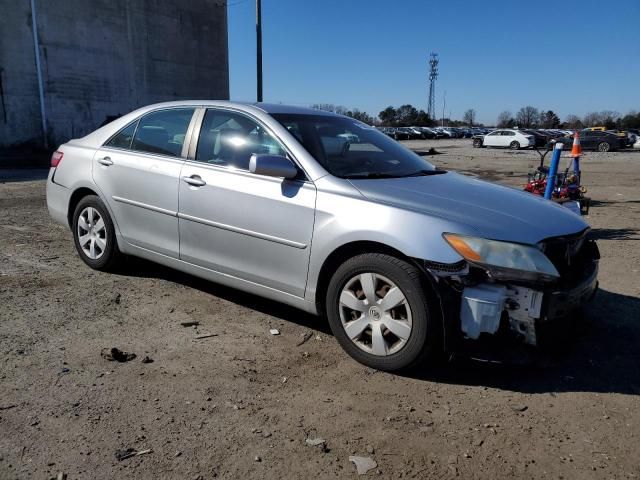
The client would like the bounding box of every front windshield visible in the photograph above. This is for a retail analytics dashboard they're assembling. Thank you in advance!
[271,113,438,179]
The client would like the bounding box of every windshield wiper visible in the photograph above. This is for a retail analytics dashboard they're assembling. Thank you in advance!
[343,172,405,179]
[344,169,446,179]
[403,169,447,177]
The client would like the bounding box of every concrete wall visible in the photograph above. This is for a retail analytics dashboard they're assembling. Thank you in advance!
[0,0,229,149]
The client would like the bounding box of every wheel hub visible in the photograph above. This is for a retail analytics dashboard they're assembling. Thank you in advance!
[77,206,107,260]
[339,273,413,356]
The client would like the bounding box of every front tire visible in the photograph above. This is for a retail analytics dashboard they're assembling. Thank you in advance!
[325,253,440,371]
[509,141,520,150]
[72,195,123,271]
[597,141,610,152]
[472,138,483,148]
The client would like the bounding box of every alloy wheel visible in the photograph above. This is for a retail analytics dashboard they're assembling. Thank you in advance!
[77,206,107,260]
[338,272,412,356]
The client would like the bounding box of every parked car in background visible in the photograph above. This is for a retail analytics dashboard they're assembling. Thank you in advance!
[471,128,487,136]
[46,100,599,371]
[473,129,535,149]
[396,127,418,140]
[521,129,551,148]
[545,130,566,138]
[451,128,466,138]
[431,128,447,139]
[379,127,409,140]
[627,128,639,145]
[417,127,437,139]
[408,127,427,139]
[605,129,630,145]
[437,128,456,138]
[550,129,623,152]
[381,127,393,138]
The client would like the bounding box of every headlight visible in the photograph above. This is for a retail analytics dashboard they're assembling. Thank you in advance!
[443,233,560,282]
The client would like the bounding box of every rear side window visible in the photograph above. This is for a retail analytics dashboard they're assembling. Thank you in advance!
[105,122,137,149]
[131,108,195,157]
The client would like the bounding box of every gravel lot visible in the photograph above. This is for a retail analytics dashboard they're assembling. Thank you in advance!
[1,140,639,479]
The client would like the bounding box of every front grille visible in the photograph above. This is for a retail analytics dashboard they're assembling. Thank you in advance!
[541,230,599,285]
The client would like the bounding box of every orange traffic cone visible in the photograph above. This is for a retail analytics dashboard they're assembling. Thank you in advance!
[570,131,582,157]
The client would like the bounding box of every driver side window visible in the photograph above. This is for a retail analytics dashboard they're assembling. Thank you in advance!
[195,109,286,170]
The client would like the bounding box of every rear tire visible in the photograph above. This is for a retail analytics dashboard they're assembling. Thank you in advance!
[597,142,610,152]
[72,195,123,271]
[509,141,520,150]
[325,253,441,371]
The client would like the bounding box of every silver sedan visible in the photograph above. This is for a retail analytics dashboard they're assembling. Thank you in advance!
[46,101,599,371]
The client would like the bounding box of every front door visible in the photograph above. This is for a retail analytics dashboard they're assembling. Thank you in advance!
[484,130,502,146]
[93,107,195,257]
[581,131,597,149]
[178,108,316,297]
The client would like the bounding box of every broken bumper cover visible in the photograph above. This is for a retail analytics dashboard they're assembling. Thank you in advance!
[424,233,599,350]
[543,263,598,321]
[507,262,598,346]
[456,261,598,347]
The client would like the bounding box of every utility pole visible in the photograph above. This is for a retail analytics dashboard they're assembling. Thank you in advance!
[256,0,263,102]
[30,0,48,148]
[441,90,446,127]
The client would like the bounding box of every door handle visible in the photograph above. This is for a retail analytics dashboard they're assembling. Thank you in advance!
[182,175,206,187]
[98,156,113,166]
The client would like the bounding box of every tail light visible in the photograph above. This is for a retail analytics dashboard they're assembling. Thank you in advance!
[51,151,64,168]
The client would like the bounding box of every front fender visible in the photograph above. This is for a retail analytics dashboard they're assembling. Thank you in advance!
[305,184,475,303]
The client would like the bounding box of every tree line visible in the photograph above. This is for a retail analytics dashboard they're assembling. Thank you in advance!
[312,103,640,130]
[312,104,479,127]
[497,107,640,130]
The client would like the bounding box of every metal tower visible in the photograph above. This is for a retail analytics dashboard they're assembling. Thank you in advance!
[427,53,439,120]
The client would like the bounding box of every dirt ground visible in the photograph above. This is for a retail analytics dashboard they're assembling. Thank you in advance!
[1,140,639,479]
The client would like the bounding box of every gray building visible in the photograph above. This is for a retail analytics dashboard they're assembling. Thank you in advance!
[0,0,229,151]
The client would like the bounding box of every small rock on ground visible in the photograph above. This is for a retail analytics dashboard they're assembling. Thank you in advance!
[349,456,377,475]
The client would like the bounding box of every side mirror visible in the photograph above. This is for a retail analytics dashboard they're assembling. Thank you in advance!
[249,154,298,179]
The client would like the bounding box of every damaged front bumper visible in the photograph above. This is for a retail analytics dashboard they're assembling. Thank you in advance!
[426,234,599,349]
[459,262,598,346]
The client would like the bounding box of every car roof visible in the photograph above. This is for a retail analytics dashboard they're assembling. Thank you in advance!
[121,100,339,117]
[72,100,341,150]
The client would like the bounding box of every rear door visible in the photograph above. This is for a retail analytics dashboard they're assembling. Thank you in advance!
[93,107,196,257]
[501,130,516,146]
[177,108,316,297]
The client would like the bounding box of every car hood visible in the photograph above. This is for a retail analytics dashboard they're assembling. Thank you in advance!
[349,172,588,244]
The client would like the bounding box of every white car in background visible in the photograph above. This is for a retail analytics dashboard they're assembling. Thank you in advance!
[474,129,535,150]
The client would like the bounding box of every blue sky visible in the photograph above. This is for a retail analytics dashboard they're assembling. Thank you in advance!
[228,0,640,125]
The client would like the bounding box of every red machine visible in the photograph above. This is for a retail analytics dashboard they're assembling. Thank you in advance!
[524,135,590,215]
